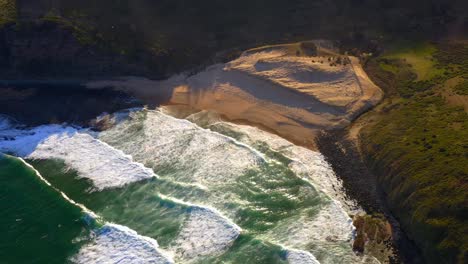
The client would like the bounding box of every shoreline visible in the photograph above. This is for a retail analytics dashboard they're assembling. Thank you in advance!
[161,103,320,150]
[85,42,383,152]
[316,130,424,264]
[1,81,415,263]
[0,41,419,263]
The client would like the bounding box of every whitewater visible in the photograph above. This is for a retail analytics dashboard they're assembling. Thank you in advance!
[0,109,379,264]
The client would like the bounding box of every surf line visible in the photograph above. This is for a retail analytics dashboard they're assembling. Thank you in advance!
[15,156,101,221]
[155,109,268,163]
[12,155,176,262]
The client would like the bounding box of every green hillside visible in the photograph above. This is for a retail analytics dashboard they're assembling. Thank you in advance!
[361,42,468,264]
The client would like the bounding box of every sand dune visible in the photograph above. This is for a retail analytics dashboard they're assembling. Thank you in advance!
[228,50,359,106]
[87,41,382,149]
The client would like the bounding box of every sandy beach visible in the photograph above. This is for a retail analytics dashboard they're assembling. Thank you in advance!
[87,41,383,149]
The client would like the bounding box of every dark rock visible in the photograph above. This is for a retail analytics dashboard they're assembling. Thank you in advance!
[316,130,424,264]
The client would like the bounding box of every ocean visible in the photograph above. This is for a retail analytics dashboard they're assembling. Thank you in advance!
[0,109,379,264]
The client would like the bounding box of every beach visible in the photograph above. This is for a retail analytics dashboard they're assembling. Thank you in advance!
[87,42,383,150]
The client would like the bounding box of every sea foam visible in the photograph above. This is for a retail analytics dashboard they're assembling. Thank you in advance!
[172,206,241,261]
[98,109,360,262]
[0,118,243,262]
[72,223,174,264]
[0,125,156,190]
[1,108,371,263]
[98,110,264,187]
[156,194,242,261]
[207,121,358,213]
[286,249,321,264]
[267,201,354,248]
[12,156,172,264]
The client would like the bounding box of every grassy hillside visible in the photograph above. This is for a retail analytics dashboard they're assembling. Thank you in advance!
[361,42,468,263]
[381,42,444,81]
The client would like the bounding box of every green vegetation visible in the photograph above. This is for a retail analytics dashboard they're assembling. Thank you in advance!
[0,0,16,26]
[2,0,465,78]
[454,79,468,95]
[382,42,445,81]
[41,10,101,47]
[361,42,468,263]
[378,60,399,75]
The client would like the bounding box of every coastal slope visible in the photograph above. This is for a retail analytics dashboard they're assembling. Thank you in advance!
[357,42,468,263]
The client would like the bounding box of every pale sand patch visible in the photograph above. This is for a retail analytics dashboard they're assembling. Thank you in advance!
[87,42,382,150]
[228,50,360,107]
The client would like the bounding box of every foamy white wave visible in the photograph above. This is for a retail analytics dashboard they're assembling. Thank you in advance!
[158,194,242,260]
[156,194,242,261]
[14,156,100,221]
[84,108,372,263]
[0,125,156,190]
[14,155,174,264]
[100,109,360,260]
[268,201,354,249]
[72,223,174,264]
[286,249,321,264]
[93,107,145,128]
[1,109,367,263]
[99,110,264,186]
[171,206,241,261]
[159,110,267,161]
[2,118,243,262]
[208,121,358,213]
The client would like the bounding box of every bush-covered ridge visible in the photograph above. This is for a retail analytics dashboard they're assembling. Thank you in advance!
[1,0,466,78]
[361,42,468,263]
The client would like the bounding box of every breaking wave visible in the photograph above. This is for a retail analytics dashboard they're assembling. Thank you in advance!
[0,108,379,264]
